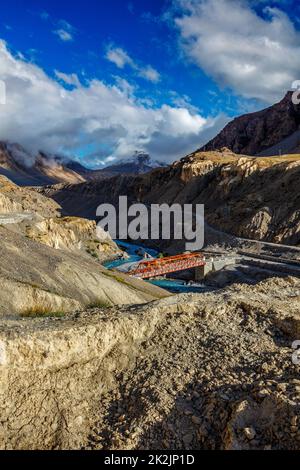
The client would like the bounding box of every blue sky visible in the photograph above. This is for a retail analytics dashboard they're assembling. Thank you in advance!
[0,0,299,166]
[0,0,225,115]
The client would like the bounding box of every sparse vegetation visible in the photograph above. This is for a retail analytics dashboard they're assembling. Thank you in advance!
[103,271,133,288]
[21,306,65,318]
[86,299,111,309]
[55,216,77,224]
[86,248,99,259]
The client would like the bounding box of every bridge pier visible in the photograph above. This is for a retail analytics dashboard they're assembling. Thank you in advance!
[194,265,206,281]
[194,257,236,281]
[194,261,213,281]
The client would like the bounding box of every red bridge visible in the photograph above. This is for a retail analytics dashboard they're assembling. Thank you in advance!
[128,252,206,279]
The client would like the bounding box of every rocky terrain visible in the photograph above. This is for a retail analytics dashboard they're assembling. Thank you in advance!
[0,225,166,316]
[1,276,300,450]
[22,216,121,262]
[0,173,120,261]
[0,173,60,217]
[201,92,300,156]
[0,174,166,316]
[40,149,300,248]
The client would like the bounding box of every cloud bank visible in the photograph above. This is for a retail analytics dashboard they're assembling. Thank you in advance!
[174,0,300,103]
[0,40,226,166]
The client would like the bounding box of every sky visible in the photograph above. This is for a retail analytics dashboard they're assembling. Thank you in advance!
[0,0,300,167]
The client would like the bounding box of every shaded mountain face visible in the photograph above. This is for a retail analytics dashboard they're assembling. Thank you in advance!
[201,92,300,156]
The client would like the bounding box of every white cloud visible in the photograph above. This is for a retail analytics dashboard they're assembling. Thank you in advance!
[54,70,81,87]
[105,46,134,69]
[169,90,200,114]
[174,0,300,103]
[53,28,73,42]
[0,40,226,165]
[53,19,75,42]
[138,65,161,83]
[105,45,161,83]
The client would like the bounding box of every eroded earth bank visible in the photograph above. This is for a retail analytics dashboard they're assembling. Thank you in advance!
[1,276,300,450]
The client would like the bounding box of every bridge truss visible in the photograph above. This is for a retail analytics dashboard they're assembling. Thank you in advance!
[128,252,206,279]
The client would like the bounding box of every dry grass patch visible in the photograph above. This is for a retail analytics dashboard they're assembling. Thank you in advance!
[21,306,65,318]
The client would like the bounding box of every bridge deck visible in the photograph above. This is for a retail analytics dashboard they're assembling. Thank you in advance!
[129,253,206,279]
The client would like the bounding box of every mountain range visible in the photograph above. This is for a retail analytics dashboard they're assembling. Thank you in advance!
[0,144,166,186]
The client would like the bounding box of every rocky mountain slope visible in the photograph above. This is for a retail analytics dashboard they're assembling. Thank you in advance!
[67,152,165,181]
[0,143,86,186]
[96,152,165,177]
[0,225,166,316]
[201,92,300,156]
[0,174,120,261]
[0,174,166,316]
[40,149,300,247]
[1,275,299,450]
[0,173,60,217]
